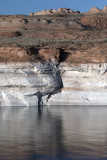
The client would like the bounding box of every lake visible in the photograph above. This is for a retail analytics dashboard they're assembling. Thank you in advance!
[0,105,107,160]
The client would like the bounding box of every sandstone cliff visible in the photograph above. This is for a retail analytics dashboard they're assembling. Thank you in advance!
[0,8,107,106]
[30,6,107,15]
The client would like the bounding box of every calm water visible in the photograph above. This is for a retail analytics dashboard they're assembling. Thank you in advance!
[0,106,107,160]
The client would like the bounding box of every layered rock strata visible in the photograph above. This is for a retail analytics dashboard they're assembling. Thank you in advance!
[87,7,101,14]
[0,47,62,106]
[47,63,107,105]
[103,6,107,13]
[0,10,107,106]
[30,8,75,16]
[87,6,107,14]
[30,6,107,15]
[0,46,107,106]
[0,61,62,106]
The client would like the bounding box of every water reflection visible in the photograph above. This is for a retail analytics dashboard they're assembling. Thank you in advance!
[0,106,107,160]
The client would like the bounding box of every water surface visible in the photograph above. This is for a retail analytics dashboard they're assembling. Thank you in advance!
[0,106,107,160]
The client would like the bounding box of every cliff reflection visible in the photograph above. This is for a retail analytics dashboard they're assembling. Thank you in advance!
[0,106,65,160]
[0,106,107,160]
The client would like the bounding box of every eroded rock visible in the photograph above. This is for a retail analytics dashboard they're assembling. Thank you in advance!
[102,6,107,13]
[87,7,101,14]
[47,63,107,105]
[38,49,60,61]
[0,61,62,106]
[29,12,34,16]
[81,16,107,29]
[0,9,107,106]
[33,8,74,15]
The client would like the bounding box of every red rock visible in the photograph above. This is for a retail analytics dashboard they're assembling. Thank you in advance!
[88,7,101,14]
[38,49,60,61]
[0,31,22,37]
[29,12,34,16]
[102,6,107,13]
[32,8,74,15]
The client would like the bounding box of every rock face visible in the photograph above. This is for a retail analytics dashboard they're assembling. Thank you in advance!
[86,6,107,14]
[31,8,75,15]
[0,61,106,106]
[47,63,107,105]
[30,6,107,16]
[0,47,62,106]
[102,6,107,13]
[0,61,62,106]
[88,7,101,14]
[0,46,107,106]
[0,18,28,30]
[38,49,60,60]
[81,16,107,29]
[0,9,107,106]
